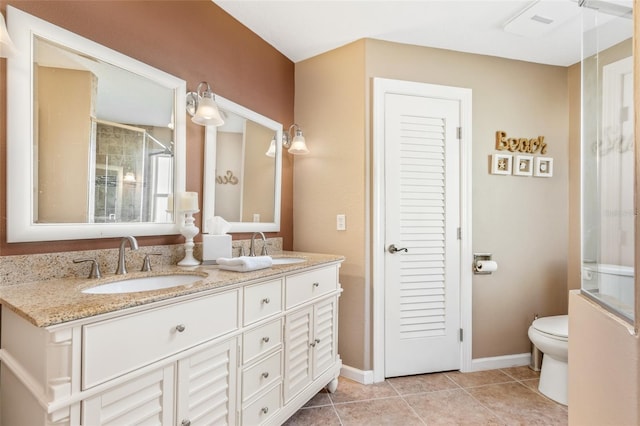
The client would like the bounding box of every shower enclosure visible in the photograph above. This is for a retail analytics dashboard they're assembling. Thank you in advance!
[581,0,634,321]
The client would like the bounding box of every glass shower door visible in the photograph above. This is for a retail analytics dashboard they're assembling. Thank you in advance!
[581,0,634,321]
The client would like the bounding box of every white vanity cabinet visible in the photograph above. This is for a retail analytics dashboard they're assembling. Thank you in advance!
[0,260,342,426]
[283,267,339,403]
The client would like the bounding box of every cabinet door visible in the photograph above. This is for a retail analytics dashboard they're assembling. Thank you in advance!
[313,297,337,379]
[283,307,313,402]
[176,338,237,426]
[82,365,174,425]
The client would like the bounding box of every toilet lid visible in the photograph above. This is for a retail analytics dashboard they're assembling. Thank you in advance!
[532,315,568,338]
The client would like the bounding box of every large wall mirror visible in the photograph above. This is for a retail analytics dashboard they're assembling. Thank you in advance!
[6,6,186,242]
[203,96,282,233]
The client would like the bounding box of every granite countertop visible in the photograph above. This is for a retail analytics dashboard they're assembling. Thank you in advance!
[0,252,344,328]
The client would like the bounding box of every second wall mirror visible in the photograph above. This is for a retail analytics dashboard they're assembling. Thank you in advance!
[202,96,283,233]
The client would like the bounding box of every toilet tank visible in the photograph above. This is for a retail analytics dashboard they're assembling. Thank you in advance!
[582,263,634,307]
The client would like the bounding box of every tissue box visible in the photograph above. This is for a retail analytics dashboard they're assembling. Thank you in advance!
[202,234,232,262]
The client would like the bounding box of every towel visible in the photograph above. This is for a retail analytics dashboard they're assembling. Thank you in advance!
[216,256,273,272]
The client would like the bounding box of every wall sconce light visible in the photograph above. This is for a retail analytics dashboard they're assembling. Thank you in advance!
[0,12,17,58]
[186,81,225,127]
[282,124,310,155]
[265,125,310,157]
[265,134,277,157]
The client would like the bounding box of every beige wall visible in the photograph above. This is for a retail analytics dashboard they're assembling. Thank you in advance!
[567,62,582,293]
[294,41,369,369]
[243,120,276,223]
[296,39,571,369]
[37,67,92,223]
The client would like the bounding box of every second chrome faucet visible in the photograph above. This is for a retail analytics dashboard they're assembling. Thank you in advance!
[249,232,269,256]
[116,236,139,274]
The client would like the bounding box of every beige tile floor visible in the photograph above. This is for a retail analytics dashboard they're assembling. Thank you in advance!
[283,367,568,425]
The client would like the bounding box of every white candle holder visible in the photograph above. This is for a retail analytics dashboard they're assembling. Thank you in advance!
[178,209,200,266]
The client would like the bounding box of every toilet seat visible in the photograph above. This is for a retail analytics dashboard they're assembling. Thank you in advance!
[532,315,568,340]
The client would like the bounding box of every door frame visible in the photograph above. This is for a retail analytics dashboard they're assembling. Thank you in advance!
[372,78,473,382]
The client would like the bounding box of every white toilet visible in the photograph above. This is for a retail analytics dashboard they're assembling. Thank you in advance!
[527,314,568,406]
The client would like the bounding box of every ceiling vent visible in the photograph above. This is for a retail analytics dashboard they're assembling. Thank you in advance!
[504,0,582,37]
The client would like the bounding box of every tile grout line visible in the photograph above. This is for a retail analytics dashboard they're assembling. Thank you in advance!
[327,386,345,426]
[386,379,428,425]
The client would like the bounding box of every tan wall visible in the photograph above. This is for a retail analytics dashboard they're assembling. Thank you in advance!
[569,292,640,424]
[243,120,276,223]
[0,0,295,255]
[294,41,368,369]
[295,39,570,369]
[567,62,582,293]
[37,67,92,223]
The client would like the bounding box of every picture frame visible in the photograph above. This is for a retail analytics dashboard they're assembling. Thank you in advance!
[534,157,553,177]
[514,155,533,176]
[491,154,512,175]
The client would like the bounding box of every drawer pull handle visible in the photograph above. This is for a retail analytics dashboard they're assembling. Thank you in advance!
[262,297,270,304]
[262,371,269,378]
[262,336,270,343]
[175,324,186,332]
[313,282,320,288]
[181,420,191,426]
[261,407,269,414]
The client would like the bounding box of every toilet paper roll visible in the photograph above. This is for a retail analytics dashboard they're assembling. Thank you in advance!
[476,260,498,272]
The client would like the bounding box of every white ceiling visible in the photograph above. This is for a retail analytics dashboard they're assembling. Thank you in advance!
[213,0,632,66]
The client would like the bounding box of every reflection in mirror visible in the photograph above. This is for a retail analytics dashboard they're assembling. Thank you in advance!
[203,96,282,233]
[7,6,186,242]
[580,3,634,321]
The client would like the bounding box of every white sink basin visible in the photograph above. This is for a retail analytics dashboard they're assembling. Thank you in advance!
[271,257,306,265]
[82,274,204,294]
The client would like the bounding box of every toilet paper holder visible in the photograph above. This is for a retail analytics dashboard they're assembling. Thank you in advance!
[473,253,494,275]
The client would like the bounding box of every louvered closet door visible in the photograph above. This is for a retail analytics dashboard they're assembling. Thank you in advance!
[384,93,461,377]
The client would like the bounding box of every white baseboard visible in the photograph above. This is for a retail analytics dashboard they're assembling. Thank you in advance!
[344,354,530,385]
[340,365,374,385]
[469,353,531,372]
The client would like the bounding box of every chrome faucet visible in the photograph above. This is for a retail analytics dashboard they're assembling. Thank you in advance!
[249,232,268,256]
[116,236,139,274]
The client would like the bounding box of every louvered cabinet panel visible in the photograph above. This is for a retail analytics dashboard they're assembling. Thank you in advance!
[81,365,174,426]
[312,298,337,379]
[283,307,313,402]
[176,338,237,426]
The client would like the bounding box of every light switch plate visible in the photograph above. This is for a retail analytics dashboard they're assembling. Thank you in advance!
[336,214,346,231]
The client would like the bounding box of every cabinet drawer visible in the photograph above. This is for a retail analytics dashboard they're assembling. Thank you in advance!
[285,266,338,308]
[82,290,238,389]
[244,279,282,325]
[242,350,282,402]
[243,318,282,364]
[242,383,281,425]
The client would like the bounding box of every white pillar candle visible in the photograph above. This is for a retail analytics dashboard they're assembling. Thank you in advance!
[178,191,199,212]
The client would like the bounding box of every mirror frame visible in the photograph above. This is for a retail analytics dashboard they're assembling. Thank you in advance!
[203,95,282,233]
[6,6,186,242]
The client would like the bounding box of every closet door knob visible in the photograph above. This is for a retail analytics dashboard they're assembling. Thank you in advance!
[175,324,186,332]
[262,371,269,378]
